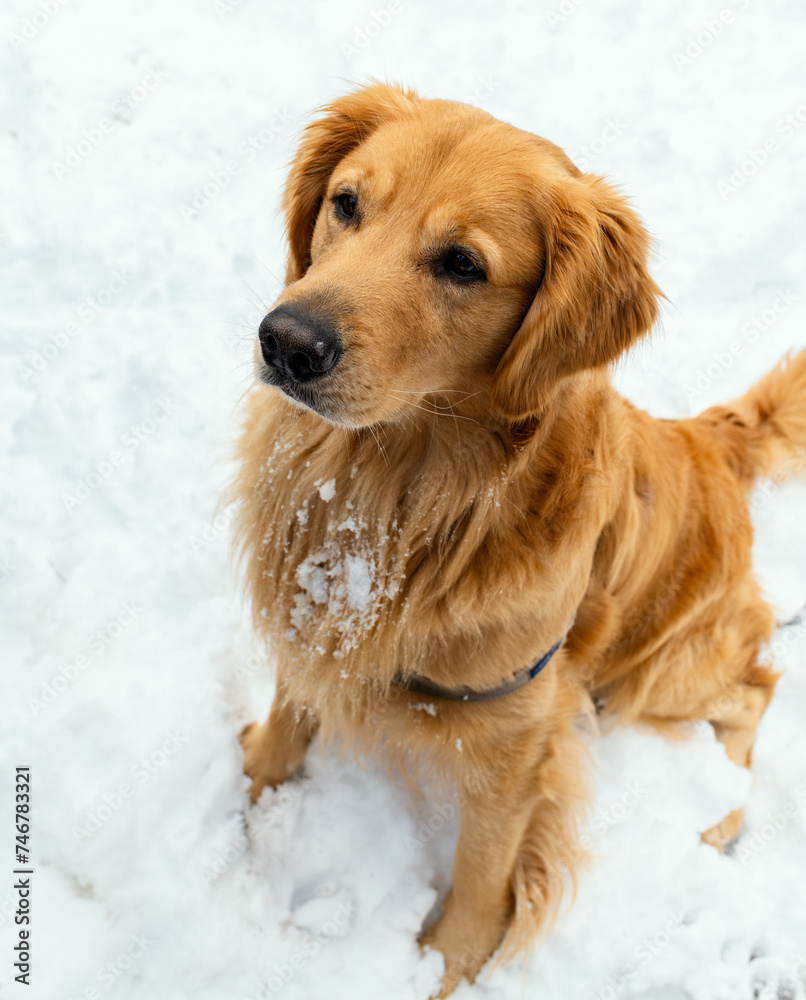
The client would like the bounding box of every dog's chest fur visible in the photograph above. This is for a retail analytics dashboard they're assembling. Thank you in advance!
[234,398,521,701]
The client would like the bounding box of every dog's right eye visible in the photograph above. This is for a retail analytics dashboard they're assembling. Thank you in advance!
[440,249,486,283]
[334,193,357,220]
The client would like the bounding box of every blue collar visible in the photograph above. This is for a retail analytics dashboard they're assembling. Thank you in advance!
[393,638,563,703]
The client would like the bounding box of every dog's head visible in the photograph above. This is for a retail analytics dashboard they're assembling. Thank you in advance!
[255,83,660,426]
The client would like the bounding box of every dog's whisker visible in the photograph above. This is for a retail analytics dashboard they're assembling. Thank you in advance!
[225,248,270,312]
[339,426,357,467]
[215,320,258,330]
[249,254,284,287]
[388,394,480,425]
[441,394,462,449]
[366,423,390,468]
[389,388,473,395]
[390,388,484,408]
[240,293,268,318]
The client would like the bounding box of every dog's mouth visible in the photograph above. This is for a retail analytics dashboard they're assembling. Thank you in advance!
[257,363,336,420]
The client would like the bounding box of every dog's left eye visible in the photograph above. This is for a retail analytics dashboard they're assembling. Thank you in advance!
[442,250,485,282]
[334,193,356,220]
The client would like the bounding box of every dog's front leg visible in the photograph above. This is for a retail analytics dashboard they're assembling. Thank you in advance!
[240,684,318,803]
[420,767,537,997]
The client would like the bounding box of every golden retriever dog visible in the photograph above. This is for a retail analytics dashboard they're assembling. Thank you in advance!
[232,83,806,995]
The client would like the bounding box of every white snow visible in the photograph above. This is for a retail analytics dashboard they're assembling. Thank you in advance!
[293,546,377,627]
[318,478,337,502]
[344,554,373,612]
[2,1,806,998]
[296,553,332,607]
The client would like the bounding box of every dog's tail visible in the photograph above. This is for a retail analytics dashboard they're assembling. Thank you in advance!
[697,349,806,488]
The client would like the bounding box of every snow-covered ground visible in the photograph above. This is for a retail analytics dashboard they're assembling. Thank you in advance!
[2,1,806,997]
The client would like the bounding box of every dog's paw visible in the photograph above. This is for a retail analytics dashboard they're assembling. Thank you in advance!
[239,721,285,804]
[419,935,483,998]
[419,896,502,998]
[701,807,743,851]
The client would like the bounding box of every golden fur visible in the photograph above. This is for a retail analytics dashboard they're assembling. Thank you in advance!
[232,83,806,996]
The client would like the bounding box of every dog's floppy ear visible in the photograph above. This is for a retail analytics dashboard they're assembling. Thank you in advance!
[491,174,662,420]
[283,82,417,283]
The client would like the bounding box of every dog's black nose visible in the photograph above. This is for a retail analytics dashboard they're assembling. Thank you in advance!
[258,307,341,383]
